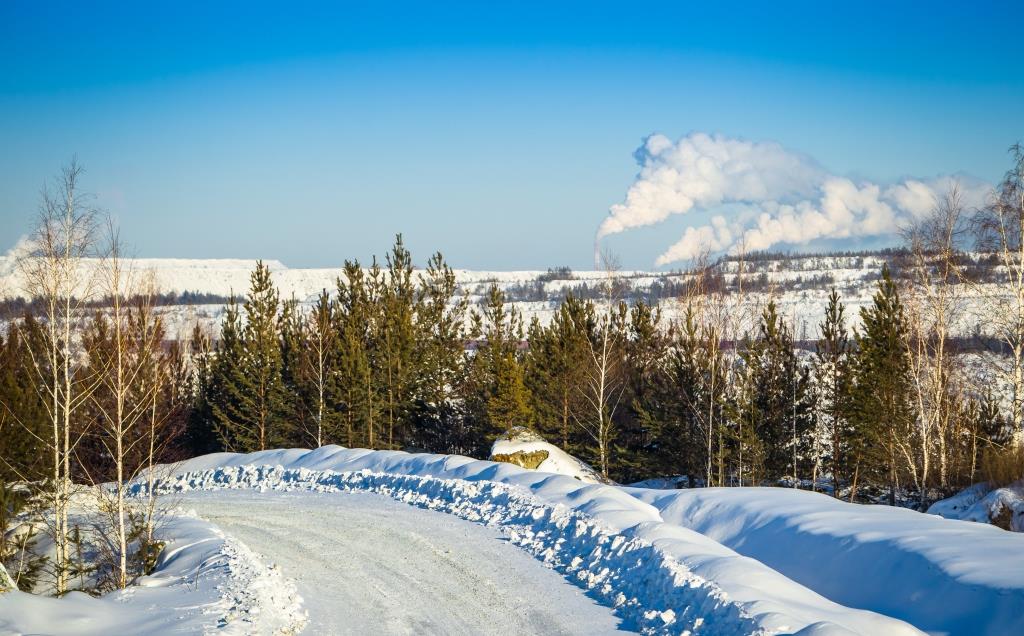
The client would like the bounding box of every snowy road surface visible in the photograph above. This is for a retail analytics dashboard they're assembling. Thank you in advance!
[177,490,632,635]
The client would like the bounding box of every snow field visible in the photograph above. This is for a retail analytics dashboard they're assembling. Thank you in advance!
[151,447,922,635]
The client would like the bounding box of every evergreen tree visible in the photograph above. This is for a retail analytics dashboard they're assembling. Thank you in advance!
[379,235,417,449]
[335,260,380,448]
[617,300,668,482]
[815,289,856,495]
[648,304,726,486]
[410,252,467,453]
[278,296,307,444]
[525,293,592,453]
[183,323,220,456]
[0,317,50,482]
[487,352,533,431]
[463,284,527,454]
[736,300,815,482]
[853,263,916,504]
[211,263,290,451]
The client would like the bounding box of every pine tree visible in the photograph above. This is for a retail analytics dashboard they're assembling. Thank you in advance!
[736,300,815,482]
[853,263,916,504]
[336,260,380,448]
[278,296,306,444]
[183,323,220,455]
[379,235,417,449]
[463,284,527,454]
[211,262,290,451]
[0,317,50,482]
[618,300,668,482]
[647,303,727,486]
[410,252,467,453]
[524,293,592,453]
[815,289,856,496]
[487,352,533,431]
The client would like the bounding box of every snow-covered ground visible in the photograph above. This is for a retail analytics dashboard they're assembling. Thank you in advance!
[143,447,920,635]
[5,445,1022,635]
[627,486,1024,636]
[176,489,629,635]
[0,510,306,636]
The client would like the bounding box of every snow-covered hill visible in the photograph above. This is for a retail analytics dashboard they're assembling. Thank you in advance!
[0,252,1007,342]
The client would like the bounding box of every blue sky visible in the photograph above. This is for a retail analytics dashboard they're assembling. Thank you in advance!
[1,1,1021,269]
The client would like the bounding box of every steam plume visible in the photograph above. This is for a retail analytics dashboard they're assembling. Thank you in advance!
[597,133,991,266]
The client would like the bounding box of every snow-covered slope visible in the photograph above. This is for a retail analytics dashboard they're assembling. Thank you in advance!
[490,427,606,484]
[149,446,921,635]
[627,486,1024,636]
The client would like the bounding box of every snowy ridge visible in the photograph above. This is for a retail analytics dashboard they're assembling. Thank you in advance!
[154,447,921,635]
[628,486,1024,636]
[0,511,306,636]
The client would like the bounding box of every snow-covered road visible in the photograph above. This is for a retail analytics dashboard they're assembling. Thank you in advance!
[177,490,631,635]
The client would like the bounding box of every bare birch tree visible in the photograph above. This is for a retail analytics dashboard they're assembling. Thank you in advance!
[17,160,102,595]
[89,230,164,589]
[902,184,968,499]
[973,144,1024,439]
[575,250,626,478]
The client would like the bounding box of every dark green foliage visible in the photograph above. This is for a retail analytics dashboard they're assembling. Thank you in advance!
[815,289,856,495]
[409,252,468,453]
[0,481,47,591]
[0,318,50,482]
[462,284,530,454]
[335,260,380,448]
[616,301,669,482]
[210,262,292,452]
[853,264,917,504]
[736,300,816,481]
[525,294,592,453]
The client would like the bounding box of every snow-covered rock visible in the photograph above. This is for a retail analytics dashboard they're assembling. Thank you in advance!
[489,427,606,484]
[929,480,1024,531]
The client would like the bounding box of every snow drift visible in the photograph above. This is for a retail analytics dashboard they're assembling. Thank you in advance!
[628,486,1024,636]
[148,446,920,635]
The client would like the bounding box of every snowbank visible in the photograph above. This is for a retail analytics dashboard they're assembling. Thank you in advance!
[929,481,1024,532]
[628,486,1024,636]
[150,446,920,635]
[0,511,306,636]
[490,427,605,484]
